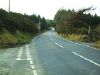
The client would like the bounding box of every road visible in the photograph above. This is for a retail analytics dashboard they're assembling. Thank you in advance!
[0,31,100,75]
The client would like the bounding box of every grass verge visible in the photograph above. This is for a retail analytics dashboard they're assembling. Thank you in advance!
[59,33,100,49]
[94,41,100,48]
[59,33,86,42]
[0,31,34,48]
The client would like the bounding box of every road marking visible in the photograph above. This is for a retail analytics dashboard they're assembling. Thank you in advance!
[17,54,22,57]
[19,59,28,60]
[18,52,22,54]
[86,45,100,50]
[57,34,100,50]
[72,52,100,67]
[33,70,37,75]
[55,42,64,48]
[65,38,100,50]
[16,45,38,75]
[26,52,30,54]
[27,57,31,60]
[31,65,35,69]
[25,45,38,75]
[16,58,21,60]
[16,47,23,60]
[30,60,33,64]
[19,51,23,52]
[71,42,100,50]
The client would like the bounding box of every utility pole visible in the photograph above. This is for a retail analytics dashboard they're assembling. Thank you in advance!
[8,0,10,12]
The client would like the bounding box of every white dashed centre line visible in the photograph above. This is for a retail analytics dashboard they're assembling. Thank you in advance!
[72,52,100,67]
[55,42,64,48]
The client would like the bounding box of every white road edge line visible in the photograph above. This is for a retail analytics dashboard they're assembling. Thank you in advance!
[18,52,22,54]
[31,65,35,69]
[72,52,100,67]
[26,51,30,53]
[57,35,100,50]
[65,38,99,50]
[16,58,21,60]
[26,52,30,54]
[27,57,31,60]
[30,60,33,64]
[33,70,37,75]
[19,50,23,52]
[55,42,64,48]
[72,42,99,50]
[26,45,38,75]
[16,47,23,60]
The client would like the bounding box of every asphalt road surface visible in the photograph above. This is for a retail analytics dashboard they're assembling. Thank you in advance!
[0,31,100,75]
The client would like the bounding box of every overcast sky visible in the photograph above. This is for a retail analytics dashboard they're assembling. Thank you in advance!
[0,0,100,19]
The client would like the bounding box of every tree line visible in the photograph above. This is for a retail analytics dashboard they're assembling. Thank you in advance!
[0,8,48,34]
[0,8,49,48]
[54,7,100,41]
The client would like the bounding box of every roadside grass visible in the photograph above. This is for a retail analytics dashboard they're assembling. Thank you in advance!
[59,33,85,42]
[0,32,16,43]
[0,31,33,48]
[59,33,100,49]
[94,40,100,48]
[14,32,33,44]
[0,32,16,48]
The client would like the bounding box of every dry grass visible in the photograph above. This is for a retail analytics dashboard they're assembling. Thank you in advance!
[59,33,85,42]
[94,40,100,48]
